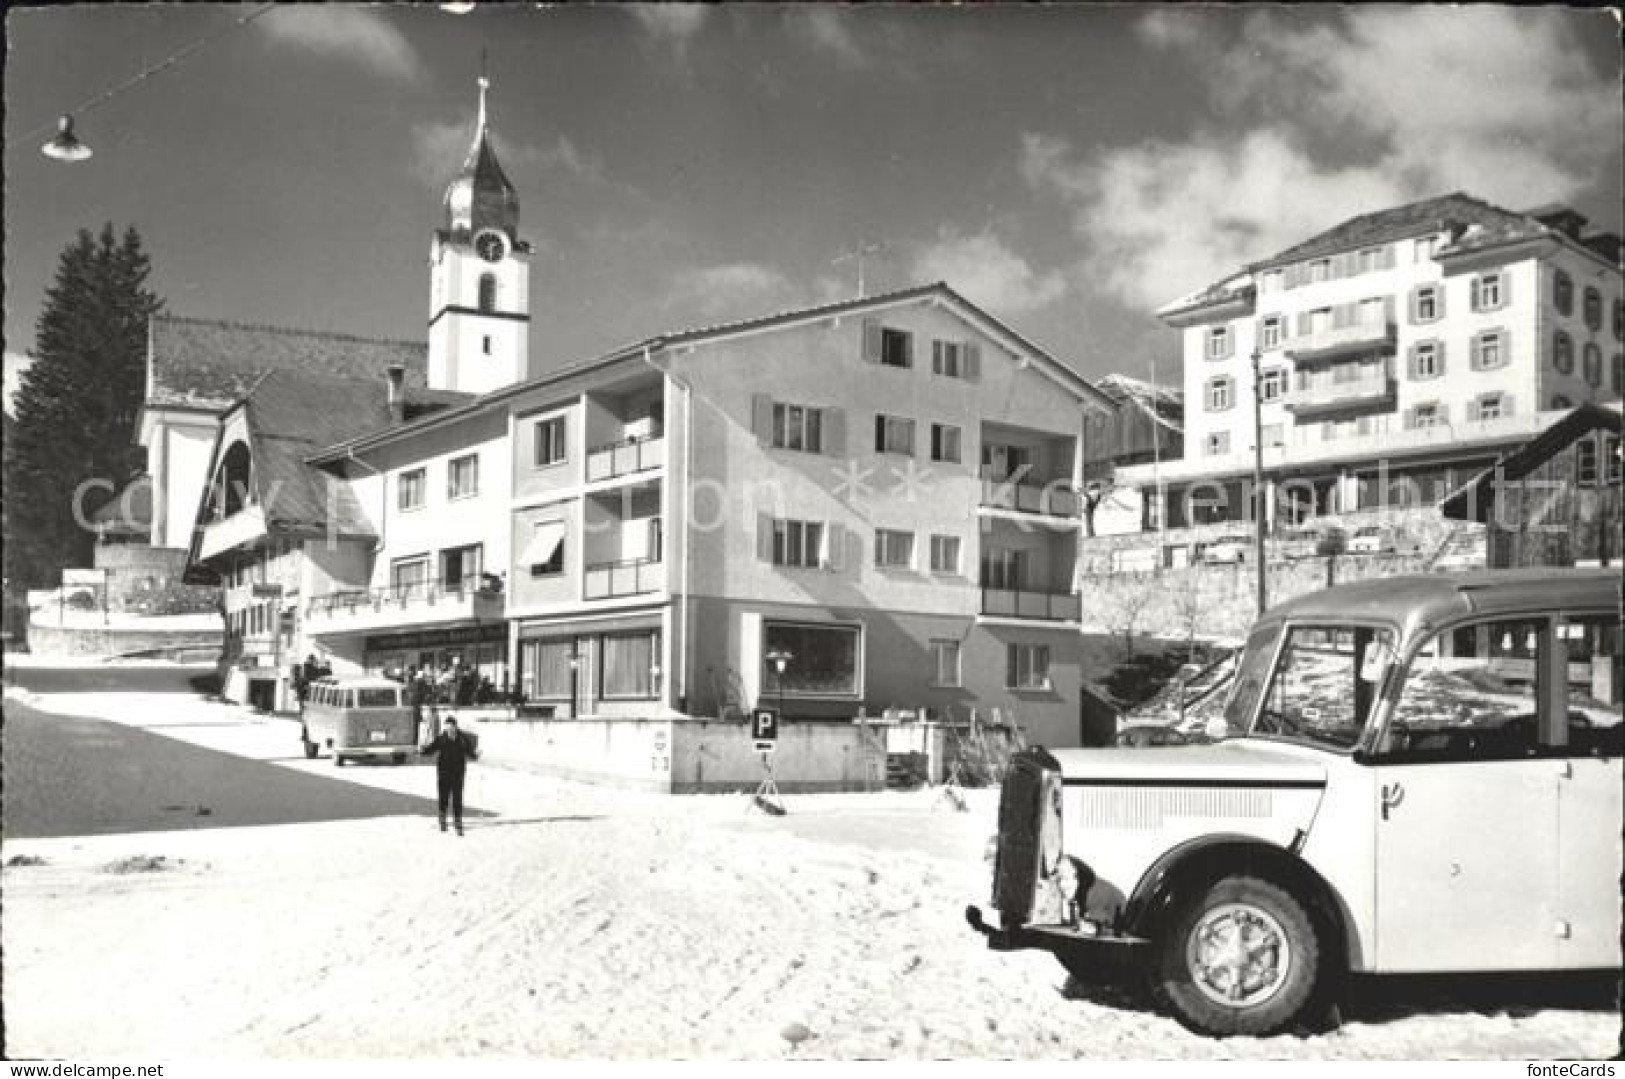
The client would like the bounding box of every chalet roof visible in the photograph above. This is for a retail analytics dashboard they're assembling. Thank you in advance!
[145,314,428,412]
[233,370,393,537]
[1439,402,1623,523]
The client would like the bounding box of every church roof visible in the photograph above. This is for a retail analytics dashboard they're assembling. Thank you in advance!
[145,315,427,412]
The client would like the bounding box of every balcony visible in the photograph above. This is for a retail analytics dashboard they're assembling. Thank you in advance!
[978,476,1081,519]
[1285,319,1396,365]
[583,557,665,600]
[586,433,664,483]
[197,506,268,561]
[979,587,1081,623]
[1283,363,1397,419]
[305,577,504,636]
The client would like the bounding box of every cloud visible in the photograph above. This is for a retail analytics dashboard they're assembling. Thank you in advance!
[787,8,868,69]
[1134,8,1205,51]
[910,230,1068,315]
[1035,6,1622,311]
[663,262,798,322]
[258,7,419,80]
[409,122,605,188]
[626,4,709,58]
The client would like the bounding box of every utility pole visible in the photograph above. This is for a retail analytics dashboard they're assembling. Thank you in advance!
[1250,350,1268,615]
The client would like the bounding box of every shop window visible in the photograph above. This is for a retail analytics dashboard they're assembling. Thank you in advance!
[763,620,861,697]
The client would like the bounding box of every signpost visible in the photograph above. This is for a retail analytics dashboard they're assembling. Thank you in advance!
[746,707,784,815]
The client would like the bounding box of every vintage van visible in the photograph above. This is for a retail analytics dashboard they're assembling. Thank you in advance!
[968,569,1623,1036]
[301,677,418,766]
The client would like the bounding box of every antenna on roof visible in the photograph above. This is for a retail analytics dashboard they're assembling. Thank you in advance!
[833,239,887,299]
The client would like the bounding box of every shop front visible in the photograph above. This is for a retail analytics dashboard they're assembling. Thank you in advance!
[515,610,665,718]
[363,622,511,702]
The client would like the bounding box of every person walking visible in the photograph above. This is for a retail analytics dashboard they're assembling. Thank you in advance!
[420,715,478,835]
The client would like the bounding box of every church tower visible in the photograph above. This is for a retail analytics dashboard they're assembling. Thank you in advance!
[428,74,530,395]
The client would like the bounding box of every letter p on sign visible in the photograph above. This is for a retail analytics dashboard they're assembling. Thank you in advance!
[752,708,779,752]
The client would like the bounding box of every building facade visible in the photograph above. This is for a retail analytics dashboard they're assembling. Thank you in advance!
[1114,193,1623,545]
[304,284,1110,747]
[177,75,1114,748]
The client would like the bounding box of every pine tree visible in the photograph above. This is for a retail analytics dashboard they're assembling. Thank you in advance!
[3,225,162,589]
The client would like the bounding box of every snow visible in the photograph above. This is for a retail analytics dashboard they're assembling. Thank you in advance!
[3,667,1619,1060]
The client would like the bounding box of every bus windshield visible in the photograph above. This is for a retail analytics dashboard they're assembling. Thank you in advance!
[1248,624,1395,751]
[355,688,401,708]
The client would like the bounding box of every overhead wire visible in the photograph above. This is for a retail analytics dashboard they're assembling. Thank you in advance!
[18,3,279,147]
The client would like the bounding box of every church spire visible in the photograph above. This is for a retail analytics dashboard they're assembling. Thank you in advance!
[442,67,519,241]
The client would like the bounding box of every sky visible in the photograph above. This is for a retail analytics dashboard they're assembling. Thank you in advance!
[5,4,1622,400]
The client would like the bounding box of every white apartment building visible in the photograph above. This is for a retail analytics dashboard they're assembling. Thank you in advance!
[1115,193,1623,536]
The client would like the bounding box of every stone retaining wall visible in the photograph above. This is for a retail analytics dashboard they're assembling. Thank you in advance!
[25,622,222,658]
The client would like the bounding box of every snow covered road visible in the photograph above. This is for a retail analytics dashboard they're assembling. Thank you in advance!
[3,673,1619,1059]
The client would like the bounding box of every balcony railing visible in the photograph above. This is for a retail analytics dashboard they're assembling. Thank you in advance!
[583,557,665,600]
[1285,319,1396,365]
[979,587,1081,622]
[1283,363,1396,417]
[586,433,665,483]
[305,576,504,626]
[978,476,1081,518]
[198,505,268,561]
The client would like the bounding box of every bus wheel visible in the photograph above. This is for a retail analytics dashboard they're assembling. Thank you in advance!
[1151,875,1319,1037]
[333,751,346,768]
[301,727,318,759]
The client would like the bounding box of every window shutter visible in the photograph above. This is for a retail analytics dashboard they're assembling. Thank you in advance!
[931,340,944,374]
[861,318,882,363]
[1435,341,1446,376]
[901,331,915,366]
[1221,327,1234,358]
[1283,263,1301,289]
[821,522,844,571]
[1499,328,1510,368]
[751,394,773,446]
[1224,377,1236,411]
[1297,311,1313,336]
[1469,278,1481,312]
[1406,344,1417,380]
[1380,245,1396,270]
[962,342,981,381]
[1408,288,1419,324]
[1469,335,1481,370]
[873,414,885,452]
[1499,272,1511,309]
[757,513,775,563]
[822,407,845,457]
[1435,285,1446,319]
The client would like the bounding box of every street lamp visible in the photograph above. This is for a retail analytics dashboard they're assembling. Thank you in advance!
[567,647,581,718]
[766,648,793,721]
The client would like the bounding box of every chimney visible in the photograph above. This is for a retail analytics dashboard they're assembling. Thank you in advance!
[385,364,406,423]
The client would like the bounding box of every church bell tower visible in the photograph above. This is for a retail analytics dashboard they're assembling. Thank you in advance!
[428,74,530,395]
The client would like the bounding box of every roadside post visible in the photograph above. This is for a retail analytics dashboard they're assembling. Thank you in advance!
[746,706,784,815]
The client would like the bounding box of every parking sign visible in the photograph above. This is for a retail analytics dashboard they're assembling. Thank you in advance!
[752,708,779,752]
